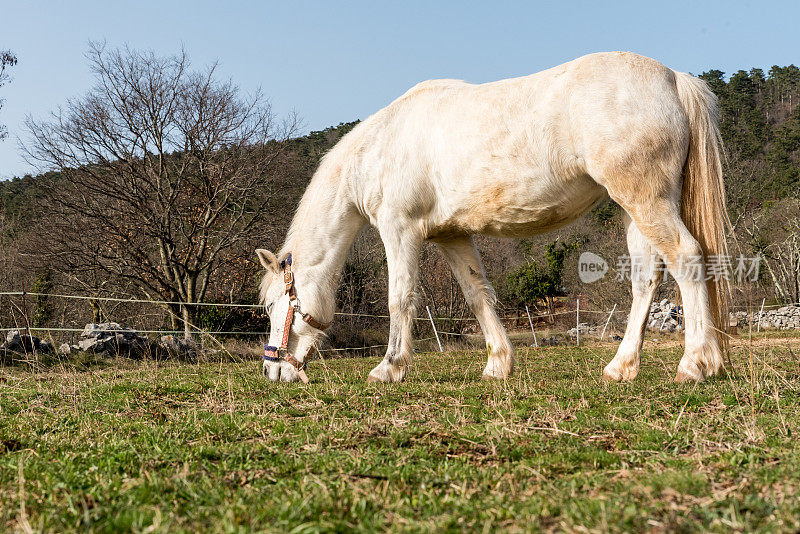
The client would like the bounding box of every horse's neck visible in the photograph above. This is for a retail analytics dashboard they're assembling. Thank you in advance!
[287,181,365,325]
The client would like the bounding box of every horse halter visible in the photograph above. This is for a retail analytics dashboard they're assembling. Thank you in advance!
[263,253,330,383]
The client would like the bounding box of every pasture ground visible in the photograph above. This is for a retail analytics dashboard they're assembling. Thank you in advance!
[1,333,800,532]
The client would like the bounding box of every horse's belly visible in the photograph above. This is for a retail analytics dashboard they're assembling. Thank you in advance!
[466,200,598,237]
[476,206,584,237]
[428,178,607,239]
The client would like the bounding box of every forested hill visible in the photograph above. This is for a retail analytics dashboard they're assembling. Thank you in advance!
[700,66,800,209]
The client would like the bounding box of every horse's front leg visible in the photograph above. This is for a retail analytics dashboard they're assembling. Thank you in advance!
[367,224,422,383]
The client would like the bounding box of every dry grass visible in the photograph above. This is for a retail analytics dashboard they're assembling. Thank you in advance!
[1,333,799,532]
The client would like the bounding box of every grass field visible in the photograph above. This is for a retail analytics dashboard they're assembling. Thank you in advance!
[1,334,799,532]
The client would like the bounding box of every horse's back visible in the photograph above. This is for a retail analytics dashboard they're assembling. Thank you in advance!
[347,52,689,236]
[363,51,684,172]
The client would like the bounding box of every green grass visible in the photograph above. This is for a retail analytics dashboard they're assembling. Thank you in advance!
[1,337,799,532]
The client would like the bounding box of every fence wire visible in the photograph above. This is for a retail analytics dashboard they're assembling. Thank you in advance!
[0,290,612,327]
[1,291,797,353]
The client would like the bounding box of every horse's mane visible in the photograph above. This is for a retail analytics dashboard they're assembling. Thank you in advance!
[259,125,366,310]
[277,151,337,261]
[278,123,367,260]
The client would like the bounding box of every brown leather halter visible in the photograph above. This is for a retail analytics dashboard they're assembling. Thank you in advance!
[263,253,330,383]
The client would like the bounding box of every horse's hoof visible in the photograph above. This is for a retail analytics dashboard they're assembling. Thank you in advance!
[366,361,406,383]
[366,374,404,384]
[602,370,621,382]
[674,357,708,383]
[481,360,513,380]
[602,366,638,382]
[481,367,511,380]
[674,369,704,383]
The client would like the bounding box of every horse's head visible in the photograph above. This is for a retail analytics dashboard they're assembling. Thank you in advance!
[256,249,328,383]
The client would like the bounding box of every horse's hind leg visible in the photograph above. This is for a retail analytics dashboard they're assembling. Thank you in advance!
[603,213,664,381]
[602,182,723,382]
[436,236,514,379]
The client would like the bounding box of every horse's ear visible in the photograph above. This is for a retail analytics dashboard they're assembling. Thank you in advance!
[256,249,280,273]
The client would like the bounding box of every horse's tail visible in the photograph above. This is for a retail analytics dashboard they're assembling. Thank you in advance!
[674,71,731,354]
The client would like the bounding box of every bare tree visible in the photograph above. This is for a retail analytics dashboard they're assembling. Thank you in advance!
[24,43,296,337]
[0,50,18,140]
[769,218,800,304]
[738,199,800,304]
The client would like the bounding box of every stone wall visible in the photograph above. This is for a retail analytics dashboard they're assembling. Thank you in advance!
[647,299,683,333]
[647,301,800,331]
[2,323,205,361]
[731,306,800,330]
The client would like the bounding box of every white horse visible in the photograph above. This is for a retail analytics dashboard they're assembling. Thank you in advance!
[257,51,729,384]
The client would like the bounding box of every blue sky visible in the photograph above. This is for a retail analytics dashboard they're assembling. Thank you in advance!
[1,0,798,179]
